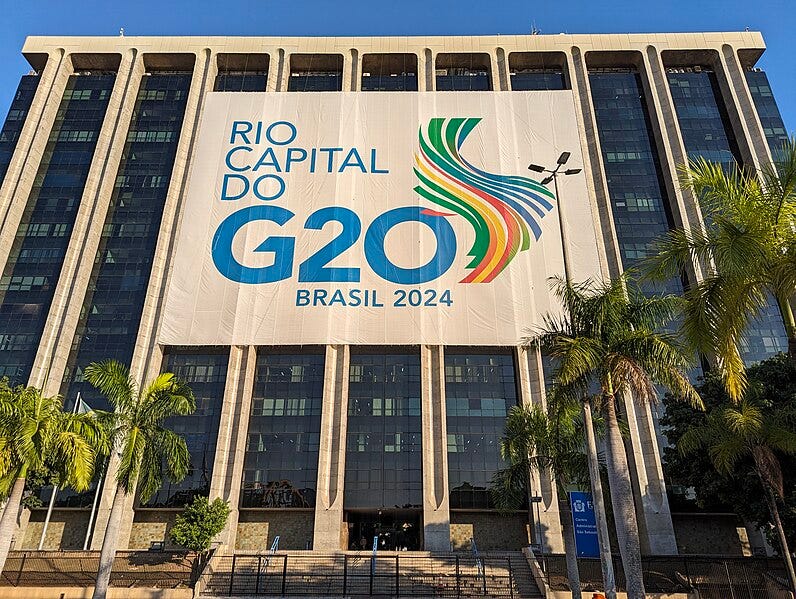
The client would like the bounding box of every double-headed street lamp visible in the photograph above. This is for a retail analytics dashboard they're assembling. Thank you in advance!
[528,151,619,599]
[528,152,581,282]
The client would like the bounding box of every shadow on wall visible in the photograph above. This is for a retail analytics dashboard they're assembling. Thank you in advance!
[450,512,530,551]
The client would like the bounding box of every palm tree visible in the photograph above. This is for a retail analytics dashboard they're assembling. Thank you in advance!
[679,388,796,595]
[85,360,195,599]
[643,138,796,400]
[491,397,591,599]
[525,275,702,599]
[0,381,106,573]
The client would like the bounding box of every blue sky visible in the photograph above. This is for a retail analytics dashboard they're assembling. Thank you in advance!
[1,0,794,129]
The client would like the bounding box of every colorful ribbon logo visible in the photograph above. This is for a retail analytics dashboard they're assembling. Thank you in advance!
[414,117,556,283]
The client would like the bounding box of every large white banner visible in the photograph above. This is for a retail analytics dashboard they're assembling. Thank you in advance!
[159,92,602,346]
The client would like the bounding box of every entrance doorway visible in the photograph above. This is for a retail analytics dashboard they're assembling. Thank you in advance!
[346,510,423,551]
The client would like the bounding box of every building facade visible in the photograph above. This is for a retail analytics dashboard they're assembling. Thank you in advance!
[0,31,788,555]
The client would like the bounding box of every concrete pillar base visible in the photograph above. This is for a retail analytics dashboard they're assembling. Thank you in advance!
[312,345,350,551]
[421,345,450,551]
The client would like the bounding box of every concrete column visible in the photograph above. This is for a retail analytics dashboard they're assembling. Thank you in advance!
[28,49,144,394]
[423,48,435,92]
[346,48,360,92]
[129,47,216,385]
[567,45,617,279]
[210,346,257,551]
[641,46,707,282]
[0,50,72,259]
[495,47,510,91]
[515,346,565,554]
[631,49,701,555]
[0,48,73,240]
[621,394,678,555]
[420,345,450,551]
[91,49,215,550]
[266,49,283,92]
[313,344,350,551]
[416,50,428,92]
[276,49,290,92]
[568,46,678,555]
[717,44,774,168]
[489,50,503,92]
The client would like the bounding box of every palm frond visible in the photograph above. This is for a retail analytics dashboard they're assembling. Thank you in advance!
[158,429,191,484]
[116,426,146,494]
[84,360,137,412]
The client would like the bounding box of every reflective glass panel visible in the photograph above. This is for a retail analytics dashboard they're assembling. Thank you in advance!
[445,352,517,509]
[0,74,40,182]
[214,73,267,92]
[746,70,789,163]
[511,70,565,90]
[242,351,324,508]
[344,351,422,509]
[60,72,191,408]
[144,351,228,507]
[668,68,787,362]
[0,73,115,383]
[589,70,681,296]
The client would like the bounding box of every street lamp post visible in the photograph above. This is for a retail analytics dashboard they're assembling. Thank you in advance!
[527,152,581,282]
[528,153,618,599]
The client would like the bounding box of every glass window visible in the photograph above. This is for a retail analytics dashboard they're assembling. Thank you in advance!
[667,67,787,363]
[60,72,192,408]
[214,72,267,92]
[746,69,789,159]
[588,69,681,297]
[288,54,343,92]
[436,53,492,91]
[667,68,742,171]
[361,54,418,91]
[143,351,228,508]
[344,351,422,509]
[508,53,568,91]
[241,351,325,508]
[510,70,566,91]
[445,352,518,509]
[0,73,115,384]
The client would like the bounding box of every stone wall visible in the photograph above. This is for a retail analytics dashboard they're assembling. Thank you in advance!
[449,512,530,551]
[672,513,750,555]
[128,510,180,550]
[21,510,90,550]
[236,511,314,551]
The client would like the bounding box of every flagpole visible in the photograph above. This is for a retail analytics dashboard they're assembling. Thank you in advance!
[83,471,103,550]
[38,392,81,550]
[37,485,58,550]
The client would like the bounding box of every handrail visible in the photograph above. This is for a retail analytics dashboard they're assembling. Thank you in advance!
[469,537,486,594]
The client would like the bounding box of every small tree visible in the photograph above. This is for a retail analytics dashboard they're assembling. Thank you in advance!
[642,139,796,400]
[0,381,107,573]
[679,372,796,594]
[85,360,194,599]
[170,496,230,582]
[526,275,701,599]
[491,398,591,599]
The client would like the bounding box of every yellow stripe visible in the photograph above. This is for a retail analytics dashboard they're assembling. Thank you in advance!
[415,154,509,282]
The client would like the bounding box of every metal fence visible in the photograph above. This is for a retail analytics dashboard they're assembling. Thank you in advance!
[0,550,197,589]
[542,554,792,598]
[203,554,517,597]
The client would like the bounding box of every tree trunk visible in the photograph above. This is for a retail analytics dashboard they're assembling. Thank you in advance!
[764,486,796,595]
[92,484,127,599]
[562,497,582,599]
[774,296,796,362]
[583,398,617,599]
[603,394,646,599]
[0,475,27,574]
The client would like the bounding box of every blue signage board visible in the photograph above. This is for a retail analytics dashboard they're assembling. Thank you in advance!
[569,491,600,558]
